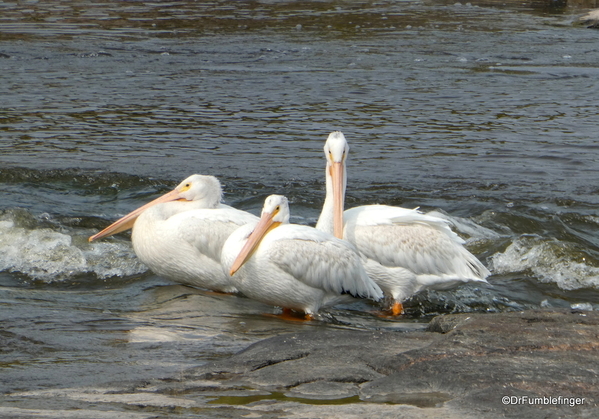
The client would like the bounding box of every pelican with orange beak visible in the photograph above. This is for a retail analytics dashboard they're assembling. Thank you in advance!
[89,174,258,293]
[315,131,490,315]
[221,195,383,319]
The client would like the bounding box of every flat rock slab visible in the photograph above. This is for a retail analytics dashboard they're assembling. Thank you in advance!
[159,309,599,418]
[364,309,599,417]
[196,327,436,389]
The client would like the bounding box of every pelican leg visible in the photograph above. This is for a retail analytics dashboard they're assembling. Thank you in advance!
[372,300,405,318]
[391,301,404,316]
[264,308,314,322]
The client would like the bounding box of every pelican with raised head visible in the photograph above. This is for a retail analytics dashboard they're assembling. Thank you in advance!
[222,195,383,319]
[89,174,258,293]
[316,131,490,315]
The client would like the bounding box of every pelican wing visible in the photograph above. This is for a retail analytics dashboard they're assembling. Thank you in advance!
[267,226,382,300]
[167,208,258,264]
[344,205,489,280]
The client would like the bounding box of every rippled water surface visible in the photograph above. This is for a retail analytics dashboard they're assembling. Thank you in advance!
[2,0,599,416]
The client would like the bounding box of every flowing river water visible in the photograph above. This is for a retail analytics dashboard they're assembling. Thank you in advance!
[1,0,599,417]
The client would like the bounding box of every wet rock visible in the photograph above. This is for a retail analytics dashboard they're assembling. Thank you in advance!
[195,329,437,390]
[178,309,599,417]
[363,311,599,417]
[284,380,359,400]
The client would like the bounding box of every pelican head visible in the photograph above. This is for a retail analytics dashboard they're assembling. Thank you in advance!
[228,195,289,276]
[324,131,350,165]
[175,174,223,207]
[88,174,222,242]
[260,194,290,224]
[323,131,348,239]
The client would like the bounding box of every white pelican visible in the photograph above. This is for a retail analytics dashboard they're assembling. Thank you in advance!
[221,195,383,319]
[89,174,258,293]
[316,131,490,315]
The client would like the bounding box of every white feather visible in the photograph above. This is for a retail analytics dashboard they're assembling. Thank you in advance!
[221,195,382,315]
[316,132,491,306]
[91,174,258,293]
[134,205,258,293]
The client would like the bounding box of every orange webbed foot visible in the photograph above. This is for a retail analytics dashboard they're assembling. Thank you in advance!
[263,308,315,322]
[371,301,405,319]
[391,301,404,316]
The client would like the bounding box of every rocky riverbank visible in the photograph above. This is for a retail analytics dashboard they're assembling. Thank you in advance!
[154,309,599,418]
[4,309,598,418]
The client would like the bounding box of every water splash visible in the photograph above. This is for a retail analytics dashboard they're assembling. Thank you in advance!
[0,212,147,282]
[490,235,599,291]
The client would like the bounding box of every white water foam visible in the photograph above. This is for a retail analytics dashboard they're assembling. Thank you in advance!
[490,234,599,291]
[0,219,147,282]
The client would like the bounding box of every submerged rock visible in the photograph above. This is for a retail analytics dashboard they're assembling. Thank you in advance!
[171,309,599,418]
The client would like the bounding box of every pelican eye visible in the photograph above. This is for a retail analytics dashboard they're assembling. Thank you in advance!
[179,182,192,193]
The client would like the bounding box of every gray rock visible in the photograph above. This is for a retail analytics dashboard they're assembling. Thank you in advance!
[173,309,599,417]
[195,328,437,389]
[284,380,359,400]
